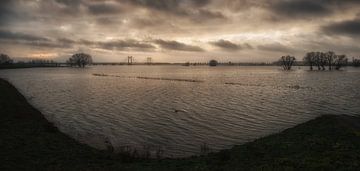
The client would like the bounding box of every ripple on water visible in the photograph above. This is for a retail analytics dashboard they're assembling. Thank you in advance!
[0,66,359,157]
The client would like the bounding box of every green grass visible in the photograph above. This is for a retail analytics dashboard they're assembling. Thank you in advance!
[1,78,360,170]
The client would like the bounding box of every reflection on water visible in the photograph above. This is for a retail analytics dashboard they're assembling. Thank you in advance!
[0,66,359,157]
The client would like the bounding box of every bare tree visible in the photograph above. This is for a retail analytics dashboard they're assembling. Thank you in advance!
[67,53,92,67]
[280,55,296,70]
[353,57,360,67]
[334,55,348,70]
[313,52,321,70]
[325,51,336,70]
[303,52,315,70]
[304,51,348,71]
[0,53,13,64]
[319,52,327,70]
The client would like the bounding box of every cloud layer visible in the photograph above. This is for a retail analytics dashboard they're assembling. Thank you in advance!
[0,0,359,62]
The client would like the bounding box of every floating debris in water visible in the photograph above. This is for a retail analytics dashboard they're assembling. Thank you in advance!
[224,82,265,87]
[93,73,203,83]
[173,109,187,113]
[224,82,312,90]
[136,76,203,83]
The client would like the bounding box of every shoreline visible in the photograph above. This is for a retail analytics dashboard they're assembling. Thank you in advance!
[1,78,360,170]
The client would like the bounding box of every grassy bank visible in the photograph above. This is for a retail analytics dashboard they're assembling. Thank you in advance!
[1,78,360,170]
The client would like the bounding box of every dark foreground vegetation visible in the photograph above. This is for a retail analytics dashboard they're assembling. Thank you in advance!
[1,78,360,170]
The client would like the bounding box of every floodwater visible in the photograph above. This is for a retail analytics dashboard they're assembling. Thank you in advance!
[1,66,359,157]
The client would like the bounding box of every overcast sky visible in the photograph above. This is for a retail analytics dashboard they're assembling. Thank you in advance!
[0,0,359,63]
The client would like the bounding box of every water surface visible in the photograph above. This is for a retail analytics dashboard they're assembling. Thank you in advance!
[1,66,359,157]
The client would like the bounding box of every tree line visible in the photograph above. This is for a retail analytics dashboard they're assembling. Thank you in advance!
[303,51,347,70]
[0,53,93,68]
[279,51,357,70]
[1,52,360,69]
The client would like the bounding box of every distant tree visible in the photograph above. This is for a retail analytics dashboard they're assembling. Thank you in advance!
[304,51,348,71]
[279,55,296,70]
[353,57,360,67]
[313,52,321,70]
[30,59,54,64]
[0,53,13,64]
[67,53,92,67]
[303,52,315,70]
[209,60,218,66]
[312,52,326,70]
[334,55,348,70]
[319,52,327,70]
[325,51,336,70]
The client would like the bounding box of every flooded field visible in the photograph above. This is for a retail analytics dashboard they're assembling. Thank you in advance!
[1,66,359,157]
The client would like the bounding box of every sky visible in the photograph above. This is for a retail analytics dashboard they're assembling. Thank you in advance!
[0,0,359,63]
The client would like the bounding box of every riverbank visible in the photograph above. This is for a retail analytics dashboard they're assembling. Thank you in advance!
[1,78,360,170]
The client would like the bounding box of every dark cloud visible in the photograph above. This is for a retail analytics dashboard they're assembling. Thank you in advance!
[125,0,182,12]
[0,30,49,41]
[87,3,122,15]
[58,38,76,44]
[195,9,226,21]
[0,0,14,25]
[23,41,73,49]
[191,0,211,7]
[322,18,360,36]
[124,0,211,12]
[154,39,204,52]
[216,0,268,12]
[257,43,294,53]
[131,17,165,27]
[55,0,83,8]
[268,0,360,20]
[79,39,94,46]
[123,0,218,22]
[0,37,73,49]
[97,39,155,51]
[0,0,31,26]
[321,0,360,8]
[49,0,86,16]
[1,35,155,51]
[95,17,118,25]
[270,0,331,19]
[210,39,242,51]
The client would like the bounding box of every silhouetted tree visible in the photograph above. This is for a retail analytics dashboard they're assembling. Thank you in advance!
[67,53,92,67]
[0,53,13,64]
[209,60,218,66]
[313,52,321,70]
[325,51,336,70]
[280,55,296,70]
[334,55,348,70]
[312,52,326,70]
[353,57,360,67]
[304,51,348,71]
[303,52,315,70]
[319,52,327,70]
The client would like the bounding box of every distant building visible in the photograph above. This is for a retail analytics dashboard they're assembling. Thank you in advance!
[209,60,218,66]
